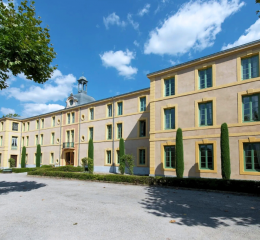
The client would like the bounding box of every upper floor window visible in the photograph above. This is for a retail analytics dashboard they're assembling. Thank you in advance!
[11,136,18,149]
[199,144,214,170]
[117,102,123,116]
[35,135,38,145]
[107,125,112,140]
[52,117,55,127]
[27,122,30,131]
[164,108,175,130]
[23,123,25,132]
[0,136,3,146]
[107,104,112,117]
[89,127,93,140]
[164,145,175,169]
[51,133,55,144]
[164,78,175,97]
[117,123,122,139]
[26,136,29,146]
[198,67,212,89]
[1,122,3,131]
[90,108,94,120]
[199,102,213,126]
[241,55,259,80]
[72,112,75,123]
[22,137,24,147]
[139,120,146,137]
[40,134,43,145]
[244,142,260,172]
[67,113,70,124]
[36,120,39,129]
[140,97,146,112]
[41,119,44,129]
[12,122,18,131]
[243,94,259,122]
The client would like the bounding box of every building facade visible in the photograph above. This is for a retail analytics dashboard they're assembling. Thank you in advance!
[1,40,260,180]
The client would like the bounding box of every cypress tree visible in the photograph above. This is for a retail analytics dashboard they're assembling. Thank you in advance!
[176,128,184,178]
[88,138,94,160]
[36,144,41,167]
[119,138,125,174]
[221,123,231,179]
[21,146,26,168]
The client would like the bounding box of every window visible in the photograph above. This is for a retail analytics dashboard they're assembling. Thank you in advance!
[107,125,112,140]
[41,119,44,129]
[35,135,38,145]
[140,97,146,112]
[0,136,2,146]
[67,113,71,124]
[241,55,259,80]
[67,130,74,142]
[118,102,123,115]
[51,133,55,144]
[40,153,42,164]
[242,94,259,122]
[199,102,213,126]
[72,112,75,123]
[90,108,94,120]
[0,153,2,164]
[108,104,112,117]
[117,123,122,139]
[40,134,43,145]
[34,153,36,164]
[12,122,18,131]
[164,108,175,129]
[244,143,260,172]
[26,154,28,164]
[89,127,93,140]
[198,67,212,89]
[199,144,214,170]
[1,122,3,131]
[106,150,112,164]
[26,136,29,146]
[11,136,18,149]
[139,149,146,165]
[52,117,55,127]
[164,78,175,96]
[36,120,39,129]
[139,120,146,137]
[22,137,24,147]
[164,146,175,168]
[117,150,120,164]
[50,153,54,164]
[27,122,30,131]
[23,123,25,132]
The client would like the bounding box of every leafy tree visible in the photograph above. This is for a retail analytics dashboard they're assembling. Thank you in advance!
[221,123,231,180]
[8,158,16,167]
[176,128,184,178]
[0,0,57,90]
[21,146,26,168]
[2,113,20,118]
[120,154,135,175]
[88,138,94,160]
[36,144,41,167]
[119,138,125,174]
[257,0,260,17]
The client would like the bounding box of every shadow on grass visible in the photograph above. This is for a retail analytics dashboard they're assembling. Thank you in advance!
[140,186,260,228]
[0,181,47,195]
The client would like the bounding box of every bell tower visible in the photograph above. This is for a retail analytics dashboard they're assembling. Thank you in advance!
[77,76,88,94]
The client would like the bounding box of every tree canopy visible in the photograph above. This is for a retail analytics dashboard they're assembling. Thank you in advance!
[2,113,20,118]
[0,0,57,90]
[257,0,260,17]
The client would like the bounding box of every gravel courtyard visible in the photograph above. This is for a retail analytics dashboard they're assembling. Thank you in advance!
[0,173,259,240]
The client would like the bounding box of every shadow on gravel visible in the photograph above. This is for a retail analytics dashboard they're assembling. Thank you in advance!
[0,181,46,195]
[140,186,260,228]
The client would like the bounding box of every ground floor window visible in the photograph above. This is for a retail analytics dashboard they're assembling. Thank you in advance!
[244,143,260,172]
[139,149,146,165]
[199,144,213,170]
[164,146,175,168]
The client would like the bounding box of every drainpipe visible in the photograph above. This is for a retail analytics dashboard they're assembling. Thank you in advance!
[78,107,81,167]
[112,97,115,173]
[19,121,22,168]
[58,112,62,167]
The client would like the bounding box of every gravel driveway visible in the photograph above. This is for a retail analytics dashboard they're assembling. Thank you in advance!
[0,173,259,240]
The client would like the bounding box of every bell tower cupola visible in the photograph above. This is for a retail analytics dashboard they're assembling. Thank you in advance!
[78,76,88,94]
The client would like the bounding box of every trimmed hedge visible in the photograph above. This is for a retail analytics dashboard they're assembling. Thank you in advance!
[27,170,260,195]
[176,128,184,178]
[12,168,37,173]
[88,138,94,160]
[221,123,231,180]
[119,138,125,174]
[36,144,41,168]
[21,146,26,168]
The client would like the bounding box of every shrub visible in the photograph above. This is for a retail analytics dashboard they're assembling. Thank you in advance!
[88,138,94,160]
[120,154,135,175]
[81,157,88,171]
[8,158,16,168]
[176,128,184,178]
[40,165,54,168]
[221,123,231,180]
[12,168,37,173]
[21,146,26,168]
[119,138,125,174]
[88,158,94,174]
[42,166,83,172]
[36,144,41,167]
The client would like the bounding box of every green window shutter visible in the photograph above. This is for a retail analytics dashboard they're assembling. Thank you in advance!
[242,94,260,122]
[117,123,122,139]
[118,102,123,115]
[199,102,213,126]
[90,109,94,120]
[164,78,175,96]
[139,149,145,165]
[107,151,111,164]
[108,105,112,117]
[199,67,212,89]
[139,120,146,137]
[244,143,260,172]
[164,108,175,129]
[199,144,214,170]
[107,125,112,140]
[164,146,175,168]
[241,55,259,80]
[140,97,146,111]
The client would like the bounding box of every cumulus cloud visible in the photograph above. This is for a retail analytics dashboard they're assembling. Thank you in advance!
[222,18,260,50]
[127,14,139,30]
[138,4,150,16]
[103,13,126,29]
[144,0,244,55]
[0,107,15,115]
[22,103,64,117]
[133,40,140,47]
[100,49,138,78]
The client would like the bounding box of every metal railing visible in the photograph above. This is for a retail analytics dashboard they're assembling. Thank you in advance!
[63,142,74,148]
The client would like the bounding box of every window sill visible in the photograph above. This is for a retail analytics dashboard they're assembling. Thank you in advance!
[197,168,217,173]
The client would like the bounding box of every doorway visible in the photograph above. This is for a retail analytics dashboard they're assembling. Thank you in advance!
[10,155,17,167]
[65,152,74,166]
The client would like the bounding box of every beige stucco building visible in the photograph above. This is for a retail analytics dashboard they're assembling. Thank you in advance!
[1,40,260,180]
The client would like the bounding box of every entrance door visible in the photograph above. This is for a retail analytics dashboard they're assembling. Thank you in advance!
[10,155,17,167]
[65,152,74,166]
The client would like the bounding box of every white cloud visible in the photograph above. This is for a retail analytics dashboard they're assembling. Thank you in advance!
[133,40,140,47]
[100,49,138,78]
[22,103,64,117]
[20,84,24,88]
[144,0,244,55]
[2,70,77,103]
[103,13,126,29]
[138,4,150,16]
[127,14,139,30]
[222,18,260,50]
[0,107,15,115]
[169,60,180,66]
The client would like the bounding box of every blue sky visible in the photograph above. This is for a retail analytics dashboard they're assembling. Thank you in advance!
[1,0,260,117]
